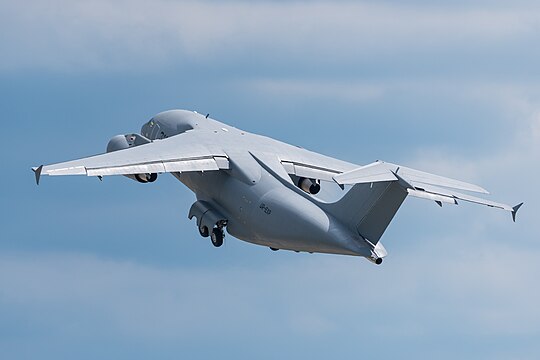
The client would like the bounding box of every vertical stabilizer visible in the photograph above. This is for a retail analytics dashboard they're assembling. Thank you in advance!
[324,181,408,244]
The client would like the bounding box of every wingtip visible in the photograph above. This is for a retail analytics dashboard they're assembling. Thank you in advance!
[32,165,43,185]
[512,202,524,222]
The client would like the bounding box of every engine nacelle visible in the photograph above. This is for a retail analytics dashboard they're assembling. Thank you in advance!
[132,173,158,183]
[107,134,150,152]
[107,134,129,152]
[366,256,383,265]
[298,177,321,195]
[106,134,156,183]
[366,242,387,265]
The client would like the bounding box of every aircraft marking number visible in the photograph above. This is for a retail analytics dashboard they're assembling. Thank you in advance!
[259,203,272,215]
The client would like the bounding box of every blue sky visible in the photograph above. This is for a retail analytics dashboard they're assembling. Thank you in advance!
[1,1,539,359]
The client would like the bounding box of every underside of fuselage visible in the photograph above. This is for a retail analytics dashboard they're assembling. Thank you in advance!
[175,158,375,259]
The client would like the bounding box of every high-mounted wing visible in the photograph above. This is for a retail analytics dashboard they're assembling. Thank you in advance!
[276,147,358,182]
[33,131,229,184]
[280,160,345,182]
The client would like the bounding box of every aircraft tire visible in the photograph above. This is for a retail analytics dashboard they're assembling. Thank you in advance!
[211,228,224,247]
[199,224,209,238]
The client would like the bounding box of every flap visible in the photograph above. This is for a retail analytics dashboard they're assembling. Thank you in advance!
[281,161,341,182]
[34,131,229,180]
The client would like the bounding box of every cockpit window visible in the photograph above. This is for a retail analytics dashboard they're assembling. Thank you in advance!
[142,119,156,138]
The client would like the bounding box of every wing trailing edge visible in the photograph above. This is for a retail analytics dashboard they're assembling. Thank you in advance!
[33,131,230,183]
[33,156,229,181]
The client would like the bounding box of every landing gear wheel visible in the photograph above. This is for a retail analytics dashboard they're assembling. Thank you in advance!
[210,228,224,247]
[198,224,209,238]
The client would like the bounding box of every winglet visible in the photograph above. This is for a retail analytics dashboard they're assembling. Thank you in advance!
[512,202,523,222]
[32,165,43,185]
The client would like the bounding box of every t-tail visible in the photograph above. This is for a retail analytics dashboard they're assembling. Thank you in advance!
[324,161,523,263]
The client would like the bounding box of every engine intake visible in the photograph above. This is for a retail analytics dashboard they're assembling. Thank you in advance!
[298,177,321,195]
[367,256,383,265]
[134,173,158,183]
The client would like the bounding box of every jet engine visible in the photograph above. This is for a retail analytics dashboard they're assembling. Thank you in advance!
[367,256,383,265]
[297,177,321,195]
[106,134,157,183]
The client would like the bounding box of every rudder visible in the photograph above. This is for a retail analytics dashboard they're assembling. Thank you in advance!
[324,181,408,244]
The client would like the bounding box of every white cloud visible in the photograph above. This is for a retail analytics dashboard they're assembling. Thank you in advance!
[1,247,538,346]
[1,0,539,72]
[406,81,540,175]
[3,3,540,357]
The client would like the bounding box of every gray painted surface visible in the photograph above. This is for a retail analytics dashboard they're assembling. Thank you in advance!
[34,109,521,264]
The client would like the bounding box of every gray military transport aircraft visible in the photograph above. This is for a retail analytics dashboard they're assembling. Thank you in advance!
[33,110,522,264]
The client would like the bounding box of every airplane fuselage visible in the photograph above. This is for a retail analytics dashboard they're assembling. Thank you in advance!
[139,110,374,257]
[35,109,518,264]
[177,162,372,257]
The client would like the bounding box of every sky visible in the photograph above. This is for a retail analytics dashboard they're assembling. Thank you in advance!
[1,0,539,359]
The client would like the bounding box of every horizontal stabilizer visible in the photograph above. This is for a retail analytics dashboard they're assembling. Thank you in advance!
[334,161,489,194]
[411,184,512,211]
[407,188,457,205]
[332,160,520,221]
[397,167,489,194]
[333,162,397,185]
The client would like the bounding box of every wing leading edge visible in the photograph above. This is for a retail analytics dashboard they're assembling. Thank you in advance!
[33,131,229,184]
[333,161,523,221]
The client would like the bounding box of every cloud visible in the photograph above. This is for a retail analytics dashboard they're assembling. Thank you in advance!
[405,80,540,176]
[1,0,539,72]
[2,79,539,357]
[1,247,539,348]
[2,2,539,358]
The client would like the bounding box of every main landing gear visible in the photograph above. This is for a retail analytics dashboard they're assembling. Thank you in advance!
[198,223,225,247]
[199,223,225,247]
[188,200,227,248]
[199,224,209,238]
[210,228,224,247]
